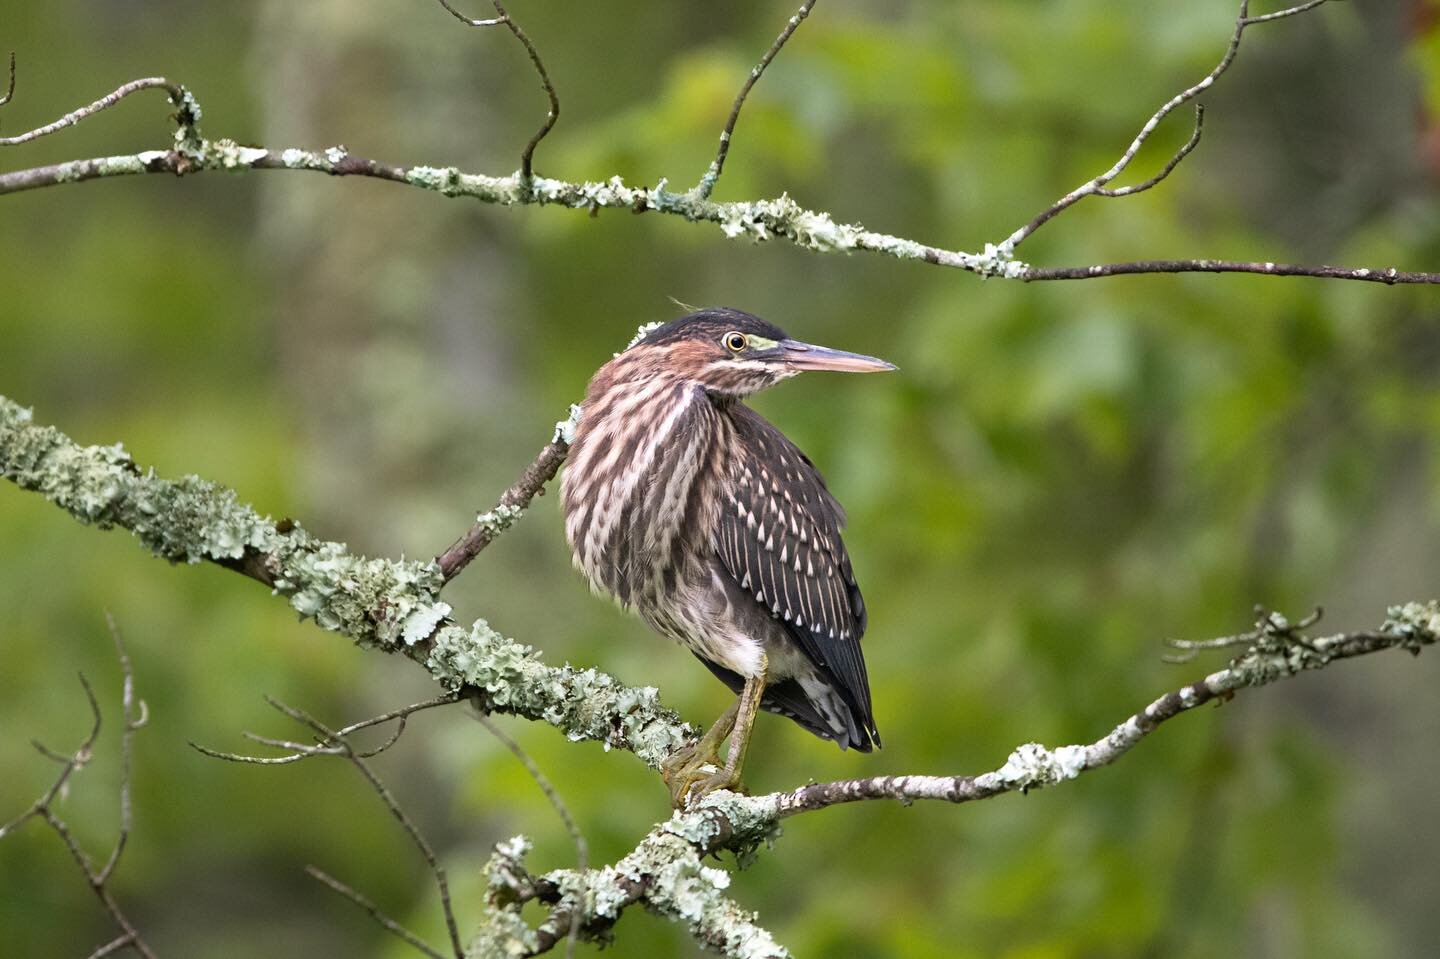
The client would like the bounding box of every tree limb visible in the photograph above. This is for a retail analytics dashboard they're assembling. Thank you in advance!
[472,602,1437,954]
[0,394,696,769]
[3,0,1432,285]
[6,392,1437,955]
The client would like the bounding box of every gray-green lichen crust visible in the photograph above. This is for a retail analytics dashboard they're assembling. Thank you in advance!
[0,395,693,766]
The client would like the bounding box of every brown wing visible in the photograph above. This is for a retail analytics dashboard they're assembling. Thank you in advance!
[714,405,877,742]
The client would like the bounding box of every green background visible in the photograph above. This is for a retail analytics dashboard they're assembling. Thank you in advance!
[3,1,1440,956]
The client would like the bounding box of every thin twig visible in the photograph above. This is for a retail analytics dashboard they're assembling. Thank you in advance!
[434,0,505,28]
[693,0,820,200]
[475,714,588,959]
[195,696,465,958]
[97,612,145,885]
[1002,0,1331,250]
[87,933,139,959]
[433,0,558,183]
[189,693,460,765]
[1095,105,1204,197]
[491,0,558,184]
[0,75,186,146]
[1019,259,1436,283]
[0,624,157,959]
[437,436,570,581]
[0,52,15,108]
[307,866,447,959]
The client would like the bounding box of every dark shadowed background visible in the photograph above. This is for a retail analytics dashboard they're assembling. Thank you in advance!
[3,1,1440,956]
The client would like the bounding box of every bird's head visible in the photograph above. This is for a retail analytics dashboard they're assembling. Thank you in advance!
[626,307,896,399]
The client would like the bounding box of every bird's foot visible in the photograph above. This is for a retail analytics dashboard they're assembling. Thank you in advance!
[662,745,717,809]
[662,751,745,808]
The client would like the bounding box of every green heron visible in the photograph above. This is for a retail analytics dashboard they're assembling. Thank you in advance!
[560,308,894,805]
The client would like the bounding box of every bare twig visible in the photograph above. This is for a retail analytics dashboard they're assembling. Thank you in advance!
[0,74,188,146]
[188,693,460,765]
[1002,0,1331,250]
[195,696,465,959]
[0,52,15,108]
[0,621,157,959]
[1165,604,1322,663]
[434,0,505,28]
[434,0,559,183]
[97,613,147,885]
[1095,105,1204,198]
[693,0,819,200]
[474,714,588,959]
[490,0,559,184]
[1019,260,1437,283]
[307,865,447,959]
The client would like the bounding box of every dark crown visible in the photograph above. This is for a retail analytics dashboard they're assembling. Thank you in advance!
[639,308,789,348]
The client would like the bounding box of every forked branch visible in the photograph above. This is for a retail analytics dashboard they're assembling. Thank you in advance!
[1001,0,1333,252]
[2,0,1428,284]
[0,618,155,959]
[193,695,467,959]
[432,0,559,183]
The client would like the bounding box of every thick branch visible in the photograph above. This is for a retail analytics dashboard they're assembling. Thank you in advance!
[0,395,694,769]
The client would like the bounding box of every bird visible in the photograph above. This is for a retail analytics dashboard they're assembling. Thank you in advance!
[559,307,895,805]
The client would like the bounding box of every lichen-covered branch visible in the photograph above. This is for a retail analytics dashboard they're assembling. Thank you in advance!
[4,396,1437,956]
[3,8,1435,285]
[468,604,1437,954]
[471,804,786,959]
[3,140,1432,284]
[0,395,694,768]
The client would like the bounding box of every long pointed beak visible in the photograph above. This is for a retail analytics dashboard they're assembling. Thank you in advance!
[777,339,897,373]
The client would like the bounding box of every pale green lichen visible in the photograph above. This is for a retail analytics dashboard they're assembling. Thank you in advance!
[553,404,583,444]
[1383,601,1440,649]
[426,620,694,767]
[0,395,694,765]
[209,139,270,169]
[471,503,525,539]
[993,742,1087,789]
[168,85,205,158]
[623,321,667,353]
[516,803,787,959]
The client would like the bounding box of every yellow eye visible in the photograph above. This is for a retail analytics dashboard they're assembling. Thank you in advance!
[723,331,748,353]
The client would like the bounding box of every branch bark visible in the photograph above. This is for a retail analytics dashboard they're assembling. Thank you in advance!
[4,394,1438,957]
[0,394,694,769]
[2,0,1432,285]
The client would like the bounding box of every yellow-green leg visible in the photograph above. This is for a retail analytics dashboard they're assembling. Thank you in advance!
[662,698,739,807]
[669,654,768,807]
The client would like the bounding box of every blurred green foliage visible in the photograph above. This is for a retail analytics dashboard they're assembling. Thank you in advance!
[3,1,1439,956]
